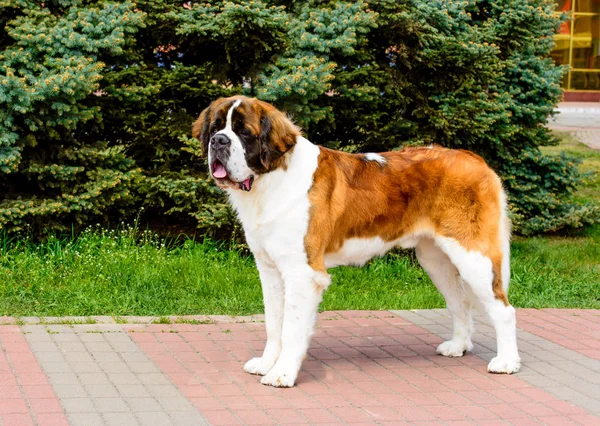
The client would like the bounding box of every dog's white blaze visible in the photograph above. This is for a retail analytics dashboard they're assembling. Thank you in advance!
[364,153,386,164]
[213,99,253,182]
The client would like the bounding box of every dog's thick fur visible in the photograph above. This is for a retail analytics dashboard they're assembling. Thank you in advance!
[193,96,520,387]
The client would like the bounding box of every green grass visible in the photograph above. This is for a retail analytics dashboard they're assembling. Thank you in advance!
[543,131,600,205]
[0,134,598,316]
[0,227,598,316]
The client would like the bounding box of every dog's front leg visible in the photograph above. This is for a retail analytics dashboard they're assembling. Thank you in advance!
[244,260,284,376]
[261,265,327,387]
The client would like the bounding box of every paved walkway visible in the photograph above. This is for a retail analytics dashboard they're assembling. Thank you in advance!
[548,102,600,149]
[0,309,599,425]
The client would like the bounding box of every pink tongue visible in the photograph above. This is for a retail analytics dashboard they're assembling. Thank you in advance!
[213,163,227,179]
[243,178,252,190]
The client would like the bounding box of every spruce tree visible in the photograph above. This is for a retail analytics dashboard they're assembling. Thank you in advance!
[1,0,596,236]
[0,0,144,233]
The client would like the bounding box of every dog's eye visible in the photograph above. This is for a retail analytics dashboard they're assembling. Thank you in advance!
[239,128,250,137]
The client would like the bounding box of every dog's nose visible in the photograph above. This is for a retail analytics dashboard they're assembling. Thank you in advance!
[211,134,230,148]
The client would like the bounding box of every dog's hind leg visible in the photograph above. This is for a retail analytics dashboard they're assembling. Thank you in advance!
[244,259,284,376]
[435,236,520,374]
[416,238,473,357]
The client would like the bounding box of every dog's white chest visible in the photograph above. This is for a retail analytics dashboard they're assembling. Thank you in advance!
[227,137,320,261]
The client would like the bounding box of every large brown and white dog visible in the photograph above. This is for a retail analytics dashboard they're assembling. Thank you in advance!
[193,95,521,387]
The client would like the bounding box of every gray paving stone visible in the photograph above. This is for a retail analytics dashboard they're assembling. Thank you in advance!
[55,341,87,352]
[136,411,173,426]
[108,372,141,386]
[34,351,66,363]
[28,341,59,352]
[103,412,140,426]
[52,384,88,399]
[138,373,172,386]
[86,384,120,398]
[53,333,80,342]
[60,397,96,413]
[46,372,79,385]
[94,397,130,413]
[68,412,105,426]
[79,372,111,385]
[26,325,209,425]
[43,361,72,373]
[121,352,151,363]
[125,397,163,412]
[157,397,195,412]
[110,341,139,352]
[171,411,210,426]
[70,361,103,373]
[64,351,95,363]
[146,385,183,398]
[84,341,113,352]
[117,384,152,398]
[129,361,160,374]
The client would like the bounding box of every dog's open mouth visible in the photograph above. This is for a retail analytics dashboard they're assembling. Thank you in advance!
[212,160,254,192]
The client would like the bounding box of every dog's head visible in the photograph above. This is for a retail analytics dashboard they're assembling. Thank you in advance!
[192,96,300,192]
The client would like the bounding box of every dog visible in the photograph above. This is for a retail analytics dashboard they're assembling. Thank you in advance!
[192,95,521,387]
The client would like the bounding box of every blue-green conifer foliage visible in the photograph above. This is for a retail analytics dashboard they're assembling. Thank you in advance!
[0,0,597,236]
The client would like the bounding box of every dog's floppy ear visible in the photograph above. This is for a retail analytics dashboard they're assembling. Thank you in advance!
[192,104,212,158]
[257,101,300,171]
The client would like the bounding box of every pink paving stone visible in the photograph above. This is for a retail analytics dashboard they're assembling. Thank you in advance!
[190,396,225,410]
[201,409,242,425]
[0,413,35,426]
[516,387,557,402]
[0,399,28,414]
[0,386,22,399]
[232,409,276,425]
[513,402,559,417]
[425,405,467,421]
[219,396,257,410]
[34,413,69,426]
[299,408,341,424]
[399,390,441,406]
[454,405,498,420]
[537,416,578,426]
[362,406,405,422]
[28,398,63,414]
[547,400,588,416]
[483,403,530,419]
[395,405,436,422]
[570,413,600,425]
[268,408,308,424]
[252,395,291,409]
[328,406,375,423]
[429,391,471,406]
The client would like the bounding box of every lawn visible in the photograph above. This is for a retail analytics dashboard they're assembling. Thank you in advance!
[0,134,598,317]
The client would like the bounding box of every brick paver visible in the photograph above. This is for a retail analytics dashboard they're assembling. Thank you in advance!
[0,325,69,426]
[23,324,208,426]
[125,310,598,425]
[393,309,600,418]
[0,310,598,425]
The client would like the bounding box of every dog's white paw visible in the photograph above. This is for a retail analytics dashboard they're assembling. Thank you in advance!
[260,362,297,387]
[436,339,472,357]
[243,356,277,376]
[487,356,521,374]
